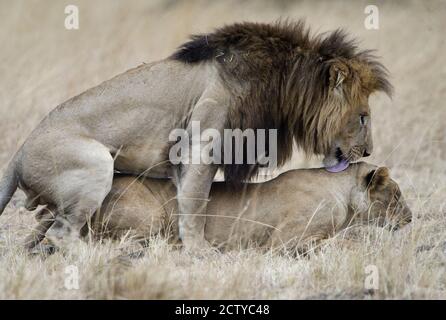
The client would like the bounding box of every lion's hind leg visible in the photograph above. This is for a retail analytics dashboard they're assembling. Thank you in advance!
[33,139,115,249]
[24,204,57,254]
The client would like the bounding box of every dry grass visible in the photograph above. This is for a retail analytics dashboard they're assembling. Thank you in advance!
[0,0,445,299]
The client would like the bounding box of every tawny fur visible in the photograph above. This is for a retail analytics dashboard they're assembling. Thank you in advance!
[27,162,412,254]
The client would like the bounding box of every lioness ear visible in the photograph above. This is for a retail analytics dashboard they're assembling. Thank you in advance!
[328,61,349,96]
[365,167,390,190]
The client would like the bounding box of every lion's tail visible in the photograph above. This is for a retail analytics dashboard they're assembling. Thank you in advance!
[0,158,18,216]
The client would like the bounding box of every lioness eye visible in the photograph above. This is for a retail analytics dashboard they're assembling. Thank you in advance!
[360,115,367,126]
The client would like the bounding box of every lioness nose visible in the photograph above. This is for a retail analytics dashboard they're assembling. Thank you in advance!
[363,150,371,157]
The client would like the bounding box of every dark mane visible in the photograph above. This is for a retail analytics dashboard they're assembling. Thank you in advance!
[171,35,216,63]
[171,21,393,184]
[171,21,312,63]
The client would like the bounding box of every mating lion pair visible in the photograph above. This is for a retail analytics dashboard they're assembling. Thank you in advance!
[25,162,412,254]
[1,21,394,252]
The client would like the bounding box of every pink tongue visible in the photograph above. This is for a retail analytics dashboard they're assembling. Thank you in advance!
[325,159,350,173]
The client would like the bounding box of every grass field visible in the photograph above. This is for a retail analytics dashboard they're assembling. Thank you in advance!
[0,0,445,299]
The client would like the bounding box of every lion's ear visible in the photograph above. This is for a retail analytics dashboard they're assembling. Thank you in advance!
[328,61,349,96]
[365,167,390,191]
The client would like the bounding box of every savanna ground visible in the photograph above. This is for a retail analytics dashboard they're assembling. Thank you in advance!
[0,0,445,299]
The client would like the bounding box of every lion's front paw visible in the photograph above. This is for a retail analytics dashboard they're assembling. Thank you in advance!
[181,236,219,257]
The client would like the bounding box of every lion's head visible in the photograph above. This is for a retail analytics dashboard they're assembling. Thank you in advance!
[315,55,392,171]
[281,30,393,172]
[353,162,412,229]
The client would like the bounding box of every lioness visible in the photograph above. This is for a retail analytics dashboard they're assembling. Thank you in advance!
[26,162,411,254]
[0,21,392,251]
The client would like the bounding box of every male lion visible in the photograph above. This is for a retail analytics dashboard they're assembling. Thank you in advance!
[0,21,392,251]
[25,162,412,254]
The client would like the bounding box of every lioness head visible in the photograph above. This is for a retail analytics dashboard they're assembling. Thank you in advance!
[353,163,412,229]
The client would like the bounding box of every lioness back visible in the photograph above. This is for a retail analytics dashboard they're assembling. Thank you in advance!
[86,162,411,252]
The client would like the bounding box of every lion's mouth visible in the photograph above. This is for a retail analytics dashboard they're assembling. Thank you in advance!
[325,148,350,173]
[335,148,344,162]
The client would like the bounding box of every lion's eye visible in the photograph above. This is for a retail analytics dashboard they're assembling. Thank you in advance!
[360,115,368,126]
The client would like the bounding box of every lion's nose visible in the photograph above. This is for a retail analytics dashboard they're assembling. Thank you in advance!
[363,150,371,157]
